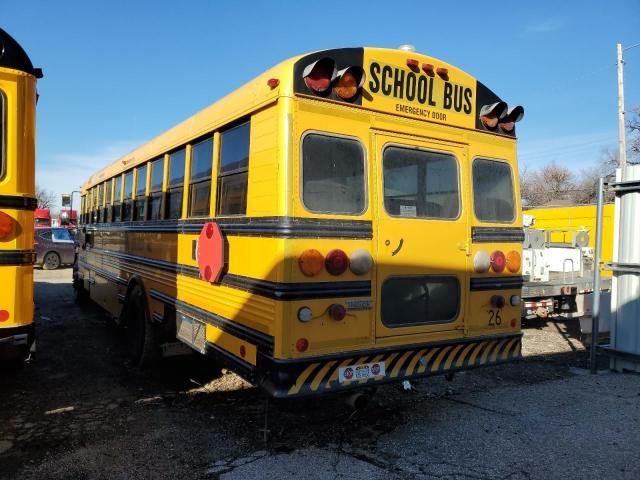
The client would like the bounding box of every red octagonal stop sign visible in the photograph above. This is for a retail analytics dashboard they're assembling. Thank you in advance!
[197,222,225,283]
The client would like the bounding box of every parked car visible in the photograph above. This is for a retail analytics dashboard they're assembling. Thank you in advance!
[34,228,76,270]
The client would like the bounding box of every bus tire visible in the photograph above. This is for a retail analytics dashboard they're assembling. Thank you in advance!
[124,285,159,367]
[42,252,61,270]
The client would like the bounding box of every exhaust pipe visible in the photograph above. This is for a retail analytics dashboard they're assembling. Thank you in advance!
[344,392,369,410]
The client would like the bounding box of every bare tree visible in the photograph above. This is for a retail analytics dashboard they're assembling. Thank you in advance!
[521,163,576,207]
[36,185,57,209]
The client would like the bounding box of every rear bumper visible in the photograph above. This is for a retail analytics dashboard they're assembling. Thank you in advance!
[210,333,522,399]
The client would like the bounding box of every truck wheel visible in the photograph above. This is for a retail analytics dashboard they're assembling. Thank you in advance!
[123,285,159,367]
[43,252,60,270]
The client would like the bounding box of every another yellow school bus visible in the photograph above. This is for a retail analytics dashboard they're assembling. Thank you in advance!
[76,47,524,397]
[0,29,42,363]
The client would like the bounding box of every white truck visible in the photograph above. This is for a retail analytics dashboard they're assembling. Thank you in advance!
[521,214,611,322]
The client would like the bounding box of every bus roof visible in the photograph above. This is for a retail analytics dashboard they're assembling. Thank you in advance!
[82,47,517,191]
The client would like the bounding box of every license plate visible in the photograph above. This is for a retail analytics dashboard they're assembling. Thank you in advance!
[338,361,386,383]
[176,312,206,353]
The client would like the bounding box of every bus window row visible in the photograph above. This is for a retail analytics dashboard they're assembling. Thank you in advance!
[81,121,250,224]
[82,127,515,225]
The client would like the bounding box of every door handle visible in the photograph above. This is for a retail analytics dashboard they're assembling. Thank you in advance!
[385,238,404,256]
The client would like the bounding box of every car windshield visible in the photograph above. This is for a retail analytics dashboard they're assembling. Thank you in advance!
[51,228,73,241]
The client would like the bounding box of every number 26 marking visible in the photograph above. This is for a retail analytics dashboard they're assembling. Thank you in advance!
[488,309,502,326]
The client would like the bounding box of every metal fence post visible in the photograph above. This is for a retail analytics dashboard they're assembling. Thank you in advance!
[590,177,605,373]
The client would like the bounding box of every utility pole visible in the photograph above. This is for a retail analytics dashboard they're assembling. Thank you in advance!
[617,43,626,170]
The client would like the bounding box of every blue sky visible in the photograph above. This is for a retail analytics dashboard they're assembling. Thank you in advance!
[3,1,640,209]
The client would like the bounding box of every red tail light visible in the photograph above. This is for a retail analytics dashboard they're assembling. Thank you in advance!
[303,58,336,93]
[295,338,309,352]
[325,249,349,276]
[0,211,14,239]
[490,250,506,273]
[0,310,9,322]
[328,304,347,321]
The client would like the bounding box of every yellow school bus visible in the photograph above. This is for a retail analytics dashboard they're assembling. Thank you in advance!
[0,29,42,363]
[76,47,524,397]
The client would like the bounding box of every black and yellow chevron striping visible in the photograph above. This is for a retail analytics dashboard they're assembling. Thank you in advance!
[284,334,521,396]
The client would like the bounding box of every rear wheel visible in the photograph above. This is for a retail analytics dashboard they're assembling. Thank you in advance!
[42,252,61,270]
[123,285,159,367]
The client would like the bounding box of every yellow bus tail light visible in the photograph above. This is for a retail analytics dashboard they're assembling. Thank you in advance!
[349,249,373,275]
[0,211,14,239]
[302,57,337,93]
[490,250,506,273]
[299,249,324,277]
[334,66,366,100]
[506,250,522,273]
[0,310,9,322]
[479,102,508,129]
[325,249,349,276]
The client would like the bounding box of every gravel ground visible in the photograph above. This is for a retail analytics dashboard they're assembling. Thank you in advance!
[0,269,638,479]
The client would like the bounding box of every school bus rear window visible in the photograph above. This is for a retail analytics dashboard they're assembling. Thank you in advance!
[381,276,460,327]
[472,158,515,223]
[383,147,459,219]
[302,133,365,215]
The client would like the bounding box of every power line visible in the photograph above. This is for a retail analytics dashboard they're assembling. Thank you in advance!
[624,42,640,51]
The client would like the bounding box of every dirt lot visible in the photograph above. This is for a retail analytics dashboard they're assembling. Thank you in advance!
[1,269,639,479]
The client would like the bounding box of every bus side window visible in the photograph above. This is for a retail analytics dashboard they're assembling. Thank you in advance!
[166,148,186,219]
[113,175,122,222]
[217,121,250,216]
[148,157,164,220]
[188,137,213,217]
[88,189,94,224]
[80,195,86,224]
[104,179,112,222]
[134,164,147,221]
[123,171,134,221]
[96,183,103,223]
